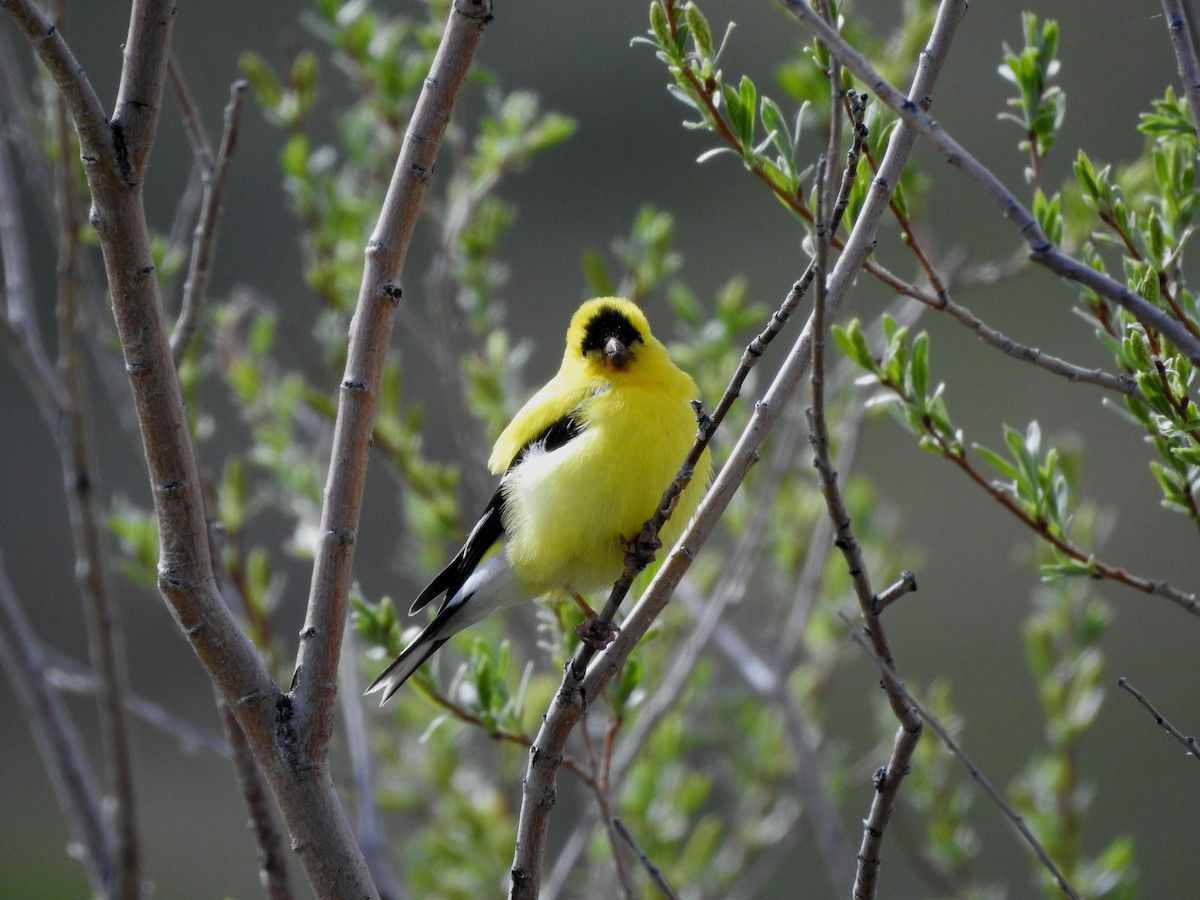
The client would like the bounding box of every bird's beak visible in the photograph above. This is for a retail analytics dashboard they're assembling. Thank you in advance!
[603,336,631,368]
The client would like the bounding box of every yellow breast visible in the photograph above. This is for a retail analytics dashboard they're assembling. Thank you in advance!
[501,377,709,596]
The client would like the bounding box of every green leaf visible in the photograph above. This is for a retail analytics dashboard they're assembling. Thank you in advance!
[581,249,615,297]
[737,75,757,147]
[760,96,791,159]
[974,444,1021,482]
[1074,150,1100,199]
[685,2,714,59]
[910,331,930,402]
[833,320,876,372]
[649,0,671,49]
[239,52,283,110]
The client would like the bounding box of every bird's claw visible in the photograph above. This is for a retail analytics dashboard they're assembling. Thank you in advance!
[624,532,662,570]
[575,615,620,649]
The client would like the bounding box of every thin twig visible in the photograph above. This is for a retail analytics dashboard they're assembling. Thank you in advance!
[810,110,922,900]
[870,571,919,616]
[906,420,1200,616]
[49,6,142,888]
[929,283,1139,397]
[0,26,60,223]
[0,557,115,894]
[292,0,493,764]
[43,661,231,758]
[1117,676,1200,763]
[0,109,65,424]
[0,25,141,441]
[170,77,244,364]
[166,51,216,171]
[612,818,681,900]
[775,296,926,666]
[779,0,1200,368]
[219,701,293,900]
[578,723,636,899]
[338,634,403,900]
[413,676,597,787]
[161,52,213,307]
[171,79,247,365]
[842,614,1082,900]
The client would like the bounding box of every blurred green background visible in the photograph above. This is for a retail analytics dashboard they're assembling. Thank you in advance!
[2,1,1195,897]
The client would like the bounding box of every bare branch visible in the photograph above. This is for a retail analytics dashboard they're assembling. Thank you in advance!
[0,0,109,164]
[293,0,493,759]
[930,285,1139,396]
[0,111,65,423]
[612,818,681,900]
[870,571,919,616]
[219,701,293,900]
[780,0,1200,368]
[0,24,141,440]
[339,634,403,900]
[171,79,248,364]
[842,616,1081,900]
[50,10,142,886]
[1118,676,1200,764]
[810,100,922,900]
[44,661,230,758]
[111,0,173,185]
[166,51,216,171]
[0,557,115,894]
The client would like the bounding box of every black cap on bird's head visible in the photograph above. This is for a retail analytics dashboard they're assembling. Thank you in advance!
[579,302,645,370]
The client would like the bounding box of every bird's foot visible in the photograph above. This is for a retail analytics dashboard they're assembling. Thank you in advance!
[575,614,619,649]
[570,592,619,649]
[623,531,663,571]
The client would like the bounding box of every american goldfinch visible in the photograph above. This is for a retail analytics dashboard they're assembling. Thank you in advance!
[366,297,710,703]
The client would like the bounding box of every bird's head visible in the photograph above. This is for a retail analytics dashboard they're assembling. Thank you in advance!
[567,298,660,376]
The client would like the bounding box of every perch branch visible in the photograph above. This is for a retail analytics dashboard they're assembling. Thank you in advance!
[510,0,965,879]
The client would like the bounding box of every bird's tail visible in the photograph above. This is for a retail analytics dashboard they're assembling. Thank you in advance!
[364,633,449,705]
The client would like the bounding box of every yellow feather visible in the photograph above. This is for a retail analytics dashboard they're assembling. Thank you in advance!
[495,297,710,593]
[366,297,710,701]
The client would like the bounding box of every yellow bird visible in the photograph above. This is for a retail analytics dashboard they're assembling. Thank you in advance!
[366,297,711,703]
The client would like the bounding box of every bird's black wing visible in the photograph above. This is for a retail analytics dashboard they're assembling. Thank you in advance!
[408,410,588,616]
[507,410,587,470]
[409,488,505,614]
